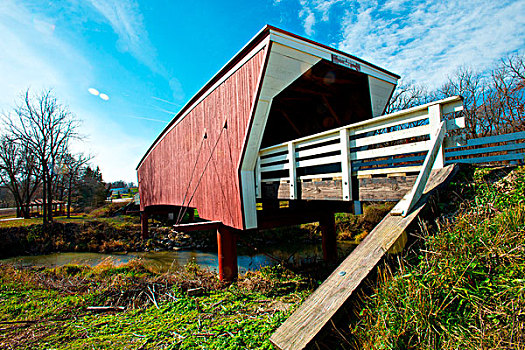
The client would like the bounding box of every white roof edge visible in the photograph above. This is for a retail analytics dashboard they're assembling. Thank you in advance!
[268,29,399,84]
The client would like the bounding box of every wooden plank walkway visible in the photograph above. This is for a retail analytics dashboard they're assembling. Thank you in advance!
[270,164,459,350]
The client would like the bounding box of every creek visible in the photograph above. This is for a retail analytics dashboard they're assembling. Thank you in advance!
[1,241,357,273]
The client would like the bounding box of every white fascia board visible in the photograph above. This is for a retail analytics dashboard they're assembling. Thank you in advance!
[268,30,399,85]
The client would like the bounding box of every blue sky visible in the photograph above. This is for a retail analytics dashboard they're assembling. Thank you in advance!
[1,0,524,182]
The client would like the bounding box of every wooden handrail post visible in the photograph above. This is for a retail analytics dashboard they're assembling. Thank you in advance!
[391,121,447,216]
[429,103,445,169]
[340,129,352,201]
[255,157,262,199]
[288,141,297,200]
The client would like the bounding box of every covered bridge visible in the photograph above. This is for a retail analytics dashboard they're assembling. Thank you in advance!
[137,25,428,280]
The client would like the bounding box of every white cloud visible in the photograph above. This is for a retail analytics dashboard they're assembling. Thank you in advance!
[0,1,92,108]
[336,0,525,87]
[0,1,149,183]
[86,0,184,109]
[303,9,316,35]
[87,0,165,76]
[169,78,185,103]
[295,0,525,88]
[298,0,343,34]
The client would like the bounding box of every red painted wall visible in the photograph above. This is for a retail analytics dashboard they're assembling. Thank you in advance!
[137,46,267,229]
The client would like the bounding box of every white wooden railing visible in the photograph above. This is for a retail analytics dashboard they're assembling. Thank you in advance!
[256,96,466,215]
[445,131,525,165]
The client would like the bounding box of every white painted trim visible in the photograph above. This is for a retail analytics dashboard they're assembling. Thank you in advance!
[240,170,258,229]
[255,158,261,199]
[352,140,431,161]
[269,31,399,84]
[288,142,297,199]
[368,76,396,117]
[240,43,322,229]
[296,143,341,159]
[428,104,444,169]
[392,121,446,216]
[260,162,288,172]
[296,155,341,168]
[259,96,463,153]
[340,129,352,201]
[350,125,430,149]
[354,165,422,176]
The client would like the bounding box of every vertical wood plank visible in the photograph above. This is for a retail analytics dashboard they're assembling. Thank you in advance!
[255,157,262,199]
[339,129,352,201]
[391,121,446,216]
[428,104,444,169]
[140,212,149,239]
[320,212,337,263]
[288,141,298,199]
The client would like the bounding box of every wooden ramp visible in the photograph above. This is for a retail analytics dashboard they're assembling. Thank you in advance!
[270,164,460,350]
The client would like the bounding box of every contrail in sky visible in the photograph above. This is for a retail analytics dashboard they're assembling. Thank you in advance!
[152,96,181,107]
[127,116,168,123]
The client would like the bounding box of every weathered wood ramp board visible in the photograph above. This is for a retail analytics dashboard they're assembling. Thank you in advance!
[270,164,459,350]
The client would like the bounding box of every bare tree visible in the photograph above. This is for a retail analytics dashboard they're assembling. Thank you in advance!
[3,89,79,225]
[437,67,487,137]
[490,54,525,132]
[436,55,525,138]
[385,82,432,114]
[0,135,40,218]
[61,152,92,217]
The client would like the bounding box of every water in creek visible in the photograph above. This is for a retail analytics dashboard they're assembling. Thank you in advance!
[1,242,357,273]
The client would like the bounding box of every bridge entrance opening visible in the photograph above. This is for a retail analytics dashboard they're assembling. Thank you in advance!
[260,59,373,149]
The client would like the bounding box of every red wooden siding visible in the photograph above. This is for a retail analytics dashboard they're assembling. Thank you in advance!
[138,46,267,229]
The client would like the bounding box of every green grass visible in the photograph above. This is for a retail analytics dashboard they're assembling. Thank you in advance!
[350,166,525,349]
[0,215,88,228]
[0,262,313,349]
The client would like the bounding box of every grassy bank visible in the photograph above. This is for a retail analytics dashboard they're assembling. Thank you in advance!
[337,166,525,349]
[0,261,314,349]
[4,166,523,348]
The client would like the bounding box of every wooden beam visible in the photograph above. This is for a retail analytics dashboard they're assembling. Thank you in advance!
[391,121,446,216]
[320,213,337,263]
[281,110,302,136]
[262,175,418,202]
[340,129,352,201]
[288,142,298,200]
[288,86,329,96]
[140,212,149,239]
[428,103,445,169]
[322,95,341,124]
[217,225,238,281]
[271,206,425,350]
[269,164,459,350]
[173,220,222,232]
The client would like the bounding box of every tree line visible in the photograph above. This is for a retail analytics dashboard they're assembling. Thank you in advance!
[386,53,524,137]
[0,89,106,223]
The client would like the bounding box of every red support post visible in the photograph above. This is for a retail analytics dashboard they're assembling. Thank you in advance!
[217,224,238,281]
[320,212,337,263]
[141,211,149,239]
